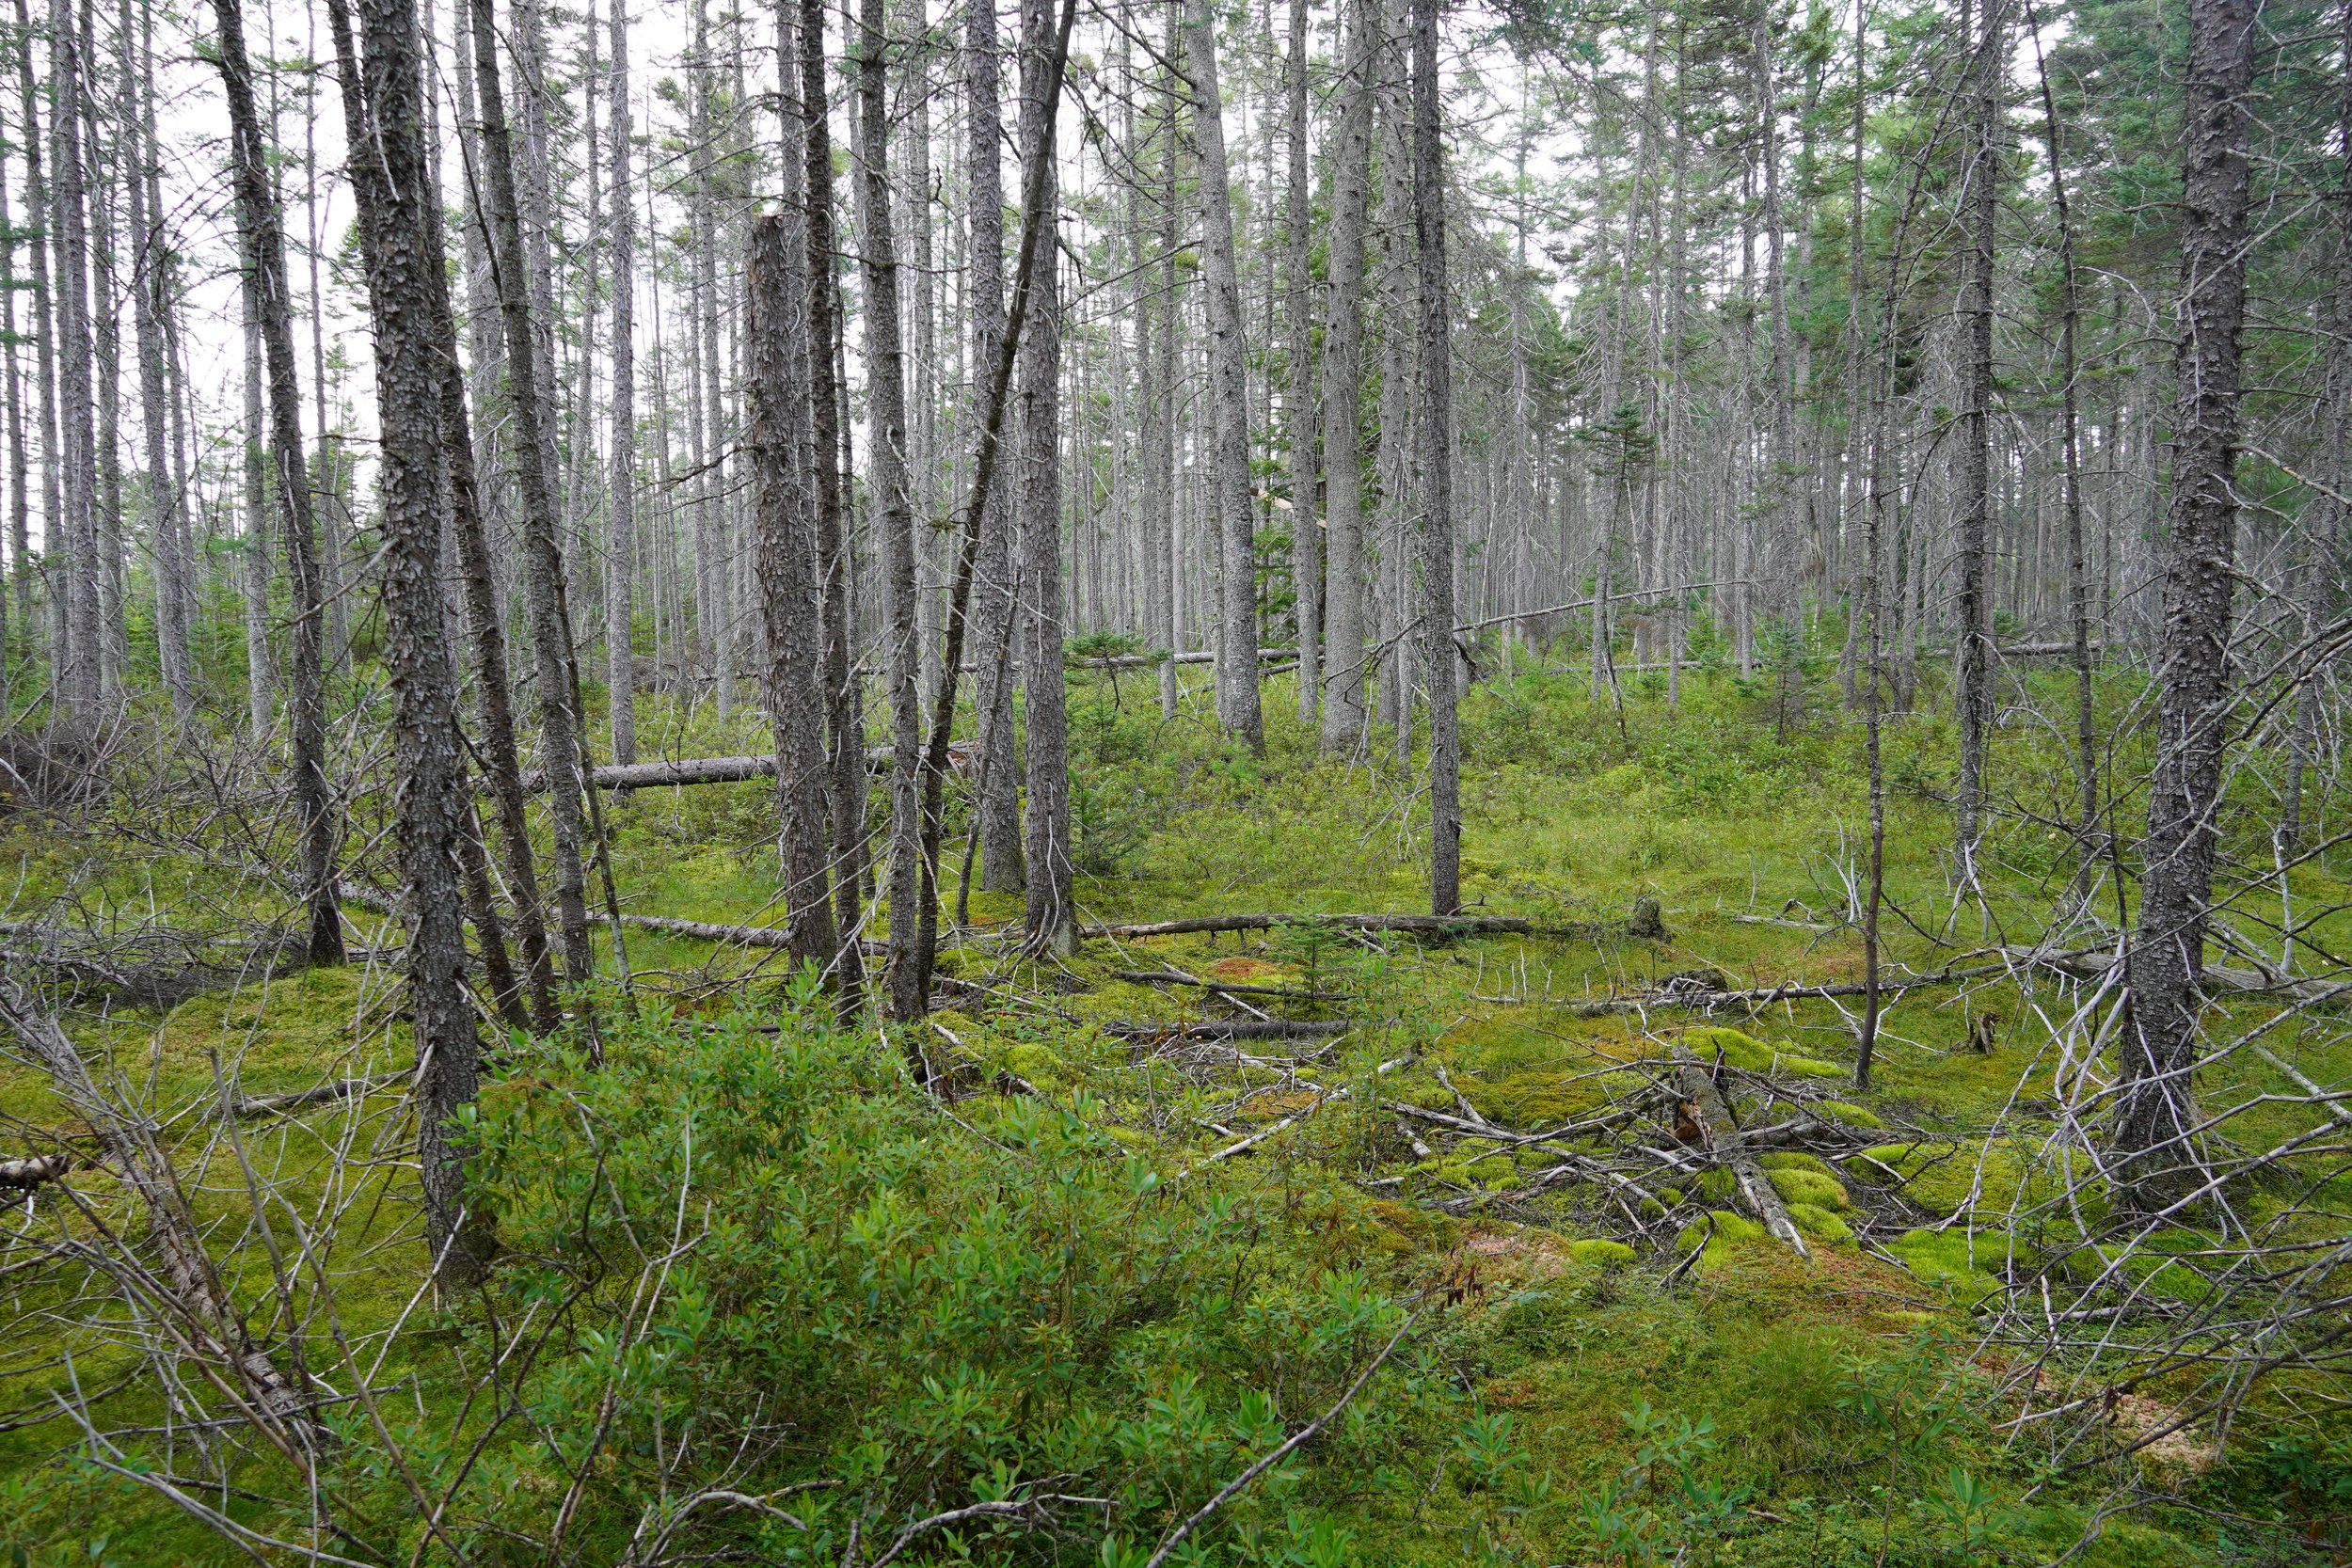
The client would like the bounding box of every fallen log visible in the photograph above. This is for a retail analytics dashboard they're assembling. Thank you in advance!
[585,910,888,958]
[1106,1020,1356,1041]
[1671,1039,1810,1258]
[230,1070,411,1119]
[0,1151,71,1195]
[1085,912,1530,940]
[0,920,305,1010]
[514,746,899,794]
[1109,968,1348,1001]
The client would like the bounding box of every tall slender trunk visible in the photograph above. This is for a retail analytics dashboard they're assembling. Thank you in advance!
[326,0,490,1280]
[1017,0,1072,955]
[1184,0,1263,751]
[801,0,867,1009]
[11,4,51,695]
[606,0,637,765]
[48,0,97,722]
[966,0,1025,893]
[469,0,596,996]
[1152,8,1181,720]
[855,0,925,1022]
[1412,0,1457,915]
[212,0,343,966]
[127,8,184,720]
[1953,0,2002,885]
[2113,0,2260,1212]
[1283,0,1317,723]
[1319,0,1375,752]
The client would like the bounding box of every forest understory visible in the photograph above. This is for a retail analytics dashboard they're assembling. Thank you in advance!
[5,659,2352,1566]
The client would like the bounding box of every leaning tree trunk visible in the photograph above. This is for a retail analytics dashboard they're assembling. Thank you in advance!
[326,0,491,1281]
[211,0,344,968]
[854,0,926,1022]
[1318,0,1375,754]
[747,210,839,981]
[469,0,596,997]
[1411,0,1459,917]
[1017,0,1073,956]
[2112,0,2260,1214]
[1184,0,1263,753]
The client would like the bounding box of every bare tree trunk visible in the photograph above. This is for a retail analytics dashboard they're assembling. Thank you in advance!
[326,0,491,1280]
[854,0,925,1022]
[1184,0,1263,752]
[797,0,866,1011]
[1017,0,1073,956]
[1952,0,2002,887]
[212,0,344,967]
[1411,0,1457,917]
[2113,0,2260,1213]
[239,281,272,736]
[606,0,637,766]
[1152,11,1181,721]
[48,0,98,724]
[10,4,52,697]
[966,0,1025,893]
[1283,0,1317,725]
[123,0,187,721]
[469,0,596,997]
[748,209,840,980]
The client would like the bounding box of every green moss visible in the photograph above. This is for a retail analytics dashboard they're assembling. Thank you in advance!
[1568,1238,1638,1269]
[1886,1227,2007,1306]
[1677,1024,1844,1079]
[1758,1150,1837,1177]
[1850,1139,2087,1218]
[1767,1167,1851,1211]
[1787,1202,1854,1243]
[1676,1210,1768,1270]
[1816,1100,1886,1129]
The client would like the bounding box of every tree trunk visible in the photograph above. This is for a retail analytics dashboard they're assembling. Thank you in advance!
[1411,0,1458,917]
[1283,0,1318,725]
[1017,0,1073,956]
[606,0,637,766]
[211,0,344,968]
[801,0,867,1011]
[123,0,187,721]
[1184,0,1263,752]
[966,0,1025,893]
[469,0,596,997]
[48,0,99,724]
[747,210,840,980]
[2112,0,2260,1214]
[1952,0,2001,887]
[854,0,926,1022]
[326,0,491,1281]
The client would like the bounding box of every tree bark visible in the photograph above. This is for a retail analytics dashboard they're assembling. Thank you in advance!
[606,0,638,766]
[468,0,596,997]
[211,0,345,968]
[966,0,1025,893]
[2113,0,2260,1213]
[1411,0,1458,917]
[326,0,491,1280]
[1283,0,1317,725]
[747,210,840,980]
[854,0,926,1021]
[1017,0,1073,956]
[1318,0,1376,754]
[48,0,98,724]
[1184,0,1263,752]
[1952,0,2002,887]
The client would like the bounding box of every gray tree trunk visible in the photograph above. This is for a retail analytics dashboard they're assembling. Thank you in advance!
[1411,0,1458,916]
[1018,0,1073,955]
[1184,0,1263,752]
[854,0,927,1022]
[1283,0,1317,724]
[1318,0,1375,752]
[2113,0,2260,1213]
[469,0,597,994]
[326,0,491,1281]
[1953,0,2001,886]
[606,0,637,765]
[48,0,98,723]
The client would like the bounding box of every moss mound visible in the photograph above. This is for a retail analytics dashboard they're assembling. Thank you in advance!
[1677,1025,1844,1079]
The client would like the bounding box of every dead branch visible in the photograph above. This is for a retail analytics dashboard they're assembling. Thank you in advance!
[1671,1039,1810,1257]
[1084,912,1530,939]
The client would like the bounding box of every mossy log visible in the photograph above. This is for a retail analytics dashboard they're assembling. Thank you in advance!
[1671,1039,1810,1258]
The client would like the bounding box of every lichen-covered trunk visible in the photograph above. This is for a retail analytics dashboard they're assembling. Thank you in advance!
[2113,0,2259,1213]
[1411,0,1458,917]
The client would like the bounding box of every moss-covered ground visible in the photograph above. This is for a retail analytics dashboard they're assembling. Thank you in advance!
[2,657,2348,1564]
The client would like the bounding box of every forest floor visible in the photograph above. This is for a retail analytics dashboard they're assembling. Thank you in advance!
[2,657,2348,1565]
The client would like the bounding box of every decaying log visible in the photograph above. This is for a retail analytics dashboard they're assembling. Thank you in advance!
[0,919,304,1010]
[1671,1038,1810,1258]
[0,977,320,1439]
[1106,1019,1356,1041]
[0,1151,71,1194]
[1085,912,1529,940]
[1109,968,1347,1001]
[230,1070,411,1119]
[584,911,888,958]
